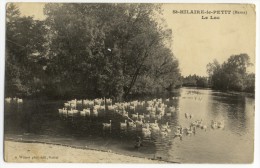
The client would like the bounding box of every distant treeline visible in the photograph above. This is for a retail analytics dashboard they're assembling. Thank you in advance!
[182,75,209,88]
[5,3,182,100]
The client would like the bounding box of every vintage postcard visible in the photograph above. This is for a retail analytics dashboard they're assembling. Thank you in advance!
[3,2,256,164]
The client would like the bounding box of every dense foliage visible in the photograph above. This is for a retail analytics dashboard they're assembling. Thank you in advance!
[207,54,255,93]
[5,3,181,100]
[6,3,47,97]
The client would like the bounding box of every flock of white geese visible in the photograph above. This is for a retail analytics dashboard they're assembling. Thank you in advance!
[58,96,225,139]
[5,94,225,139]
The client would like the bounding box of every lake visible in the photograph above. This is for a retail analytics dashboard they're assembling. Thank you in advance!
[4,87,255,163]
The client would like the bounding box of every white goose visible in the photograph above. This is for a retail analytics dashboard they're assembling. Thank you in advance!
[58,108,63,114]
[120,120,127,130]
[92,109,98,117]
[64,102,70,107]
[155,113,162,120]
[108,105,115,111]
[169,106,175,113]
[17,98,23,103]
[103,120,112,130]
[122,111,129,118]
[138,113,145,120]
[165,112,172,117]
[201,125,207,131]
[144,113,150,118]
[128,121,136,129]
[5,97,12,103]
[150,120,160,132]
[150,112,156,119]
[211,120,218,129]
[217,120,225,129]
[76,99,82,105]
[73,109,78,114]
[135,118,143,127]
[161,122,169,130]
[186,126,193,134]
[160,130,168,137]
[70,103,76,109]
[174,127,183,137]
[132,113,139,120]
[84,108,91,116]
[62,108,68,115]
[142,125,151,138]
[80,110,86,116]
[161,122,171,132]
[68,109,74,116]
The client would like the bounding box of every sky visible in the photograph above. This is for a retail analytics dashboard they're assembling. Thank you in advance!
[14,3,256,76]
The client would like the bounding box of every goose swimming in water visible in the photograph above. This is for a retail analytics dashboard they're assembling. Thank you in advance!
[58,108,63,113]
[144,114,150,118]
[84,108,91,116]
[211,120,218,129]
[161,122,171,132]
[174,127,183,139]
[138,113,145,120]
[135,119,143,127]
[186,125,194,135]
[80,110,86,116]
[128,121,136,129]
[132,113,138,120]
[201,125,207,131]
[68,109,74,116]
[185,113,189,119]
[64,102,70,107]
[103,120,112,130]
[217,120,225,129]
[5,97,12,103]
[70,103,76,109]
[160,131,168,137]
[17,98,23,103]
[108,105,115,111]
[155,114,162,120]
[122,111,129,118]
[92,109,98,117]
[169,106,175,113]
[150,112,156,119]
[150,120,159,132]
[161,122,169,130]
[62,108,67,114]
[142,125,151,138]
[120,120,127,129]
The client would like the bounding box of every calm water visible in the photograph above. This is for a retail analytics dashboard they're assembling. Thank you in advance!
[4,88,254,163]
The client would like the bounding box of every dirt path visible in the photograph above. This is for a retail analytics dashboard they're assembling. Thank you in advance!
[4,141,167,163]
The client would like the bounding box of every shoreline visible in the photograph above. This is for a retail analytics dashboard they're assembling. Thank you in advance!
[4,139,173,163]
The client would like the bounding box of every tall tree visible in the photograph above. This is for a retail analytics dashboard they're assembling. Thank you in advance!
[6,3,47,97]
[43,3,181,100]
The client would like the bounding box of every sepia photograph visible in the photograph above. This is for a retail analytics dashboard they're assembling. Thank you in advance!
[1,1,258,165]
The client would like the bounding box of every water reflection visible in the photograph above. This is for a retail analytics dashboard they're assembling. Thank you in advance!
[4,87,254,163]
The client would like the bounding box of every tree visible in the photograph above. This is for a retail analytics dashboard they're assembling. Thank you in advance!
[6,3,47,97]
[43,3,181,100]
[206,54,254,92]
